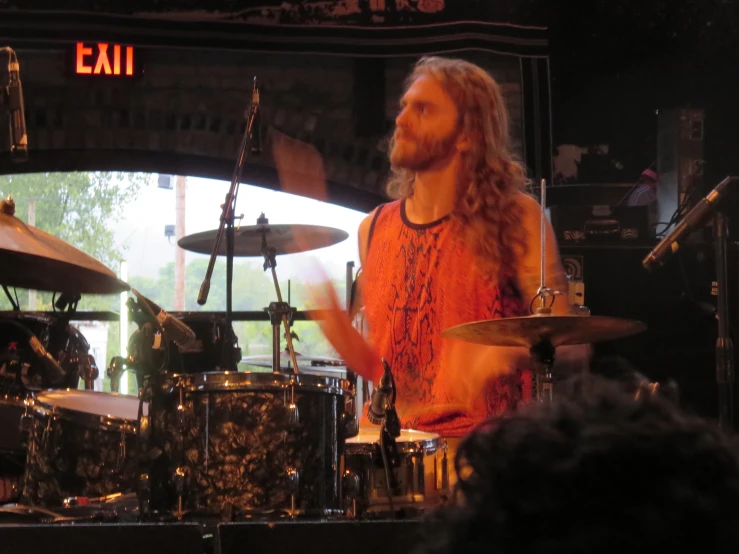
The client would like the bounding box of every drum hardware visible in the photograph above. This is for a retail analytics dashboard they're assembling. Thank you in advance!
[192,77,261,347]
[364,359,402,517]
[257,213,301,376]
[439,440,449,492]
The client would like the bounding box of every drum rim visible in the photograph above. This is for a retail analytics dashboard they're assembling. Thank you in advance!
[346,428,441,453]
[168,370,355,396]
[32,389,143,432]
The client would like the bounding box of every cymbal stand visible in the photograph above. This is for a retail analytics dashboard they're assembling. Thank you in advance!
[530,338,555,403]
[530,179,561,402]
[715,211,734,430]
[258,214,300,375]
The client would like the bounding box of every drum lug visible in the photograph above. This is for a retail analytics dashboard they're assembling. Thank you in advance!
[342,470,361,500]
[440,440,449,492]
[41,417,54,456]
[117,431,127,472]
[139,414,150,442]
[19,413,33,441]
[172,466,187,495]
[138,472,151,516]
[287,402,300,426]
[286,467,300,494]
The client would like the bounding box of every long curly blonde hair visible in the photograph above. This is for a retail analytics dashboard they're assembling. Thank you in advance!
[386,56,528,283]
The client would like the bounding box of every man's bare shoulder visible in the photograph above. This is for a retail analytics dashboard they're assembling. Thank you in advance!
[513,190,542,214]
[358,207,380,265]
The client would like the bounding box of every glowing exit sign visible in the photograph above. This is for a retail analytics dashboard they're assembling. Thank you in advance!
[75,42,136,76]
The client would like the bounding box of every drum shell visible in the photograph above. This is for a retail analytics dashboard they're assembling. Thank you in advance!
[20,391,141,508]
[344,428,448,518]
[143,371,356,519]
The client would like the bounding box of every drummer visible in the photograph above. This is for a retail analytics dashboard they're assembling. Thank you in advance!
[352,56,590,461]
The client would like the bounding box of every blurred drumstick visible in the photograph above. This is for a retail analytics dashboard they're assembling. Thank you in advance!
[270,128,384,382]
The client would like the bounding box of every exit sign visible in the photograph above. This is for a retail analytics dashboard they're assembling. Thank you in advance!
[75,42,138,76]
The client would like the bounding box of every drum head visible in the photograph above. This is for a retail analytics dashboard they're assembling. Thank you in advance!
[347,426,440,447]
[35,390,146,420]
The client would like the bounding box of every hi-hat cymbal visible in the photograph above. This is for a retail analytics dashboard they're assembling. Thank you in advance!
[0,211,129,295]
[442,314,646,348]
[178,224,349,257]
[241,350,346,370]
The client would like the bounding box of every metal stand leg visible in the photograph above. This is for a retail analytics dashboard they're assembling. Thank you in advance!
[531,339,555,402]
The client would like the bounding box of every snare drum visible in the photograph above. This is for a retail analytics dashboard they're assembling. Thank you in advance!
[142,371,356,520]
[344,427,449,518]
[21,390,144,508]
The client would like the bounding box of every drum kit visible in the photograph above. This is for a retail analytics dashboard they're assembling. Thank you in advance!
[0,181,648,524]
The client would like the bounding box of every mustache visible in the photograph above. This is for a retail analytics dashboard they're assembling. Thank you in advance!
[393,131,416,144]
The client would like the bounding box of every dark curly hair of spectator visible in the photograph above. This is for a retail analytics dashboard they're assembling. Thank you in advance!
[420,374,739,554]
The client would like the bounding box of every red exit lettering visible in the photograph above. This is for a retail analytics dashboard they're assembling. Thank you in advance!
[76,42,135,76]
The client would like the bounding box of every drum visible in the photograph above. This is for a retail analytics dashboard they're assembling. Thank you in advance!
[141,371,356,520]
[129,313,241,374]
[21,390,144,508]
[0,313,96,453]
[344,427,449,518]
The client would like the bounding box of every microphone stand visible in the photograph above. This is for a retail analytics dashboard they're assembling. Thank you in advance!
[197,77,260,370]
[715,211,734,430]
[377,360,400,516]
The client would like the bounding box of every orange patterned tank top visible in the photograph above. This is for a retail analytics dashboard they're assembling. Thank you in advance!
[362,199,530,437]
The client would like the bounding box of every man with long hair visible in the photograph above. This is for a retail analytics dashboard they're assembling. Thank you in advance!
[354,56,587,442]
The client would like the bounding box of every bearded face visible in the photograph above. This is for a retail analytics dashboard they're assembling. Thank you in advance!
[389,125,459,172]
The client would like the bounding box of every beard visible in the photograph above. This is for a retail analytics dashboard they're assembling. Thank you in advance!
[389,127,458,171]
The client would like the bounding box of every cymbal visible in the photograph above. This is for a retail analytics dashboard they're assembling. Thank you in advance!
[178,224,349,257]
[241,351,346,370]
[442,314,646,348]
[0,212,129,295]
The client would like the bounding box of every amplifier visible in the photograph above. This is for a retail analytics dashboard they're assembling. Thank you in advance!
[548,205,650,242]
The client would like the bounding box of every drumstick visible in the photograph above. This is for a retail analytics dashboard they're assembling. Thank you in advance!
[271,129,384,383]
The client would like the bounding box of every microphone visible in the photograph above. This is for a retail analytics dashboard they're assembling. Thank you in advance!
[132,289,199,351]
[367,359,394,425]
[249,77,261,156]
[642,176,734,271]
[3,48,27,162]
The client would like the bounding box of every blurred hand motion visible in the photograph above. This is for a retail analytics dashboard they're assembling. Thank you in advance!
[271,127,384,382]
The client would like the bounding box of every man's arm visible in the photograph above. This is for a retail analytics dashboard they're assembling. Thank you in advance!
[349,208,378,320]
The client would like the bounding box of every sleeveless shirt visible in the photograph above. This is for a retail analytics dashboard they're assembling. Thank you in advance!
[362,199,531,437]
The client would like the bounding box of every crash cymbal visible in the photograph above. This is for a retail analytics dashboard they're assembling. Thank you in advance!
[442,314,646,348]
[0,210,129,295]
[178,224,349,257]
[241,350,346,370]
